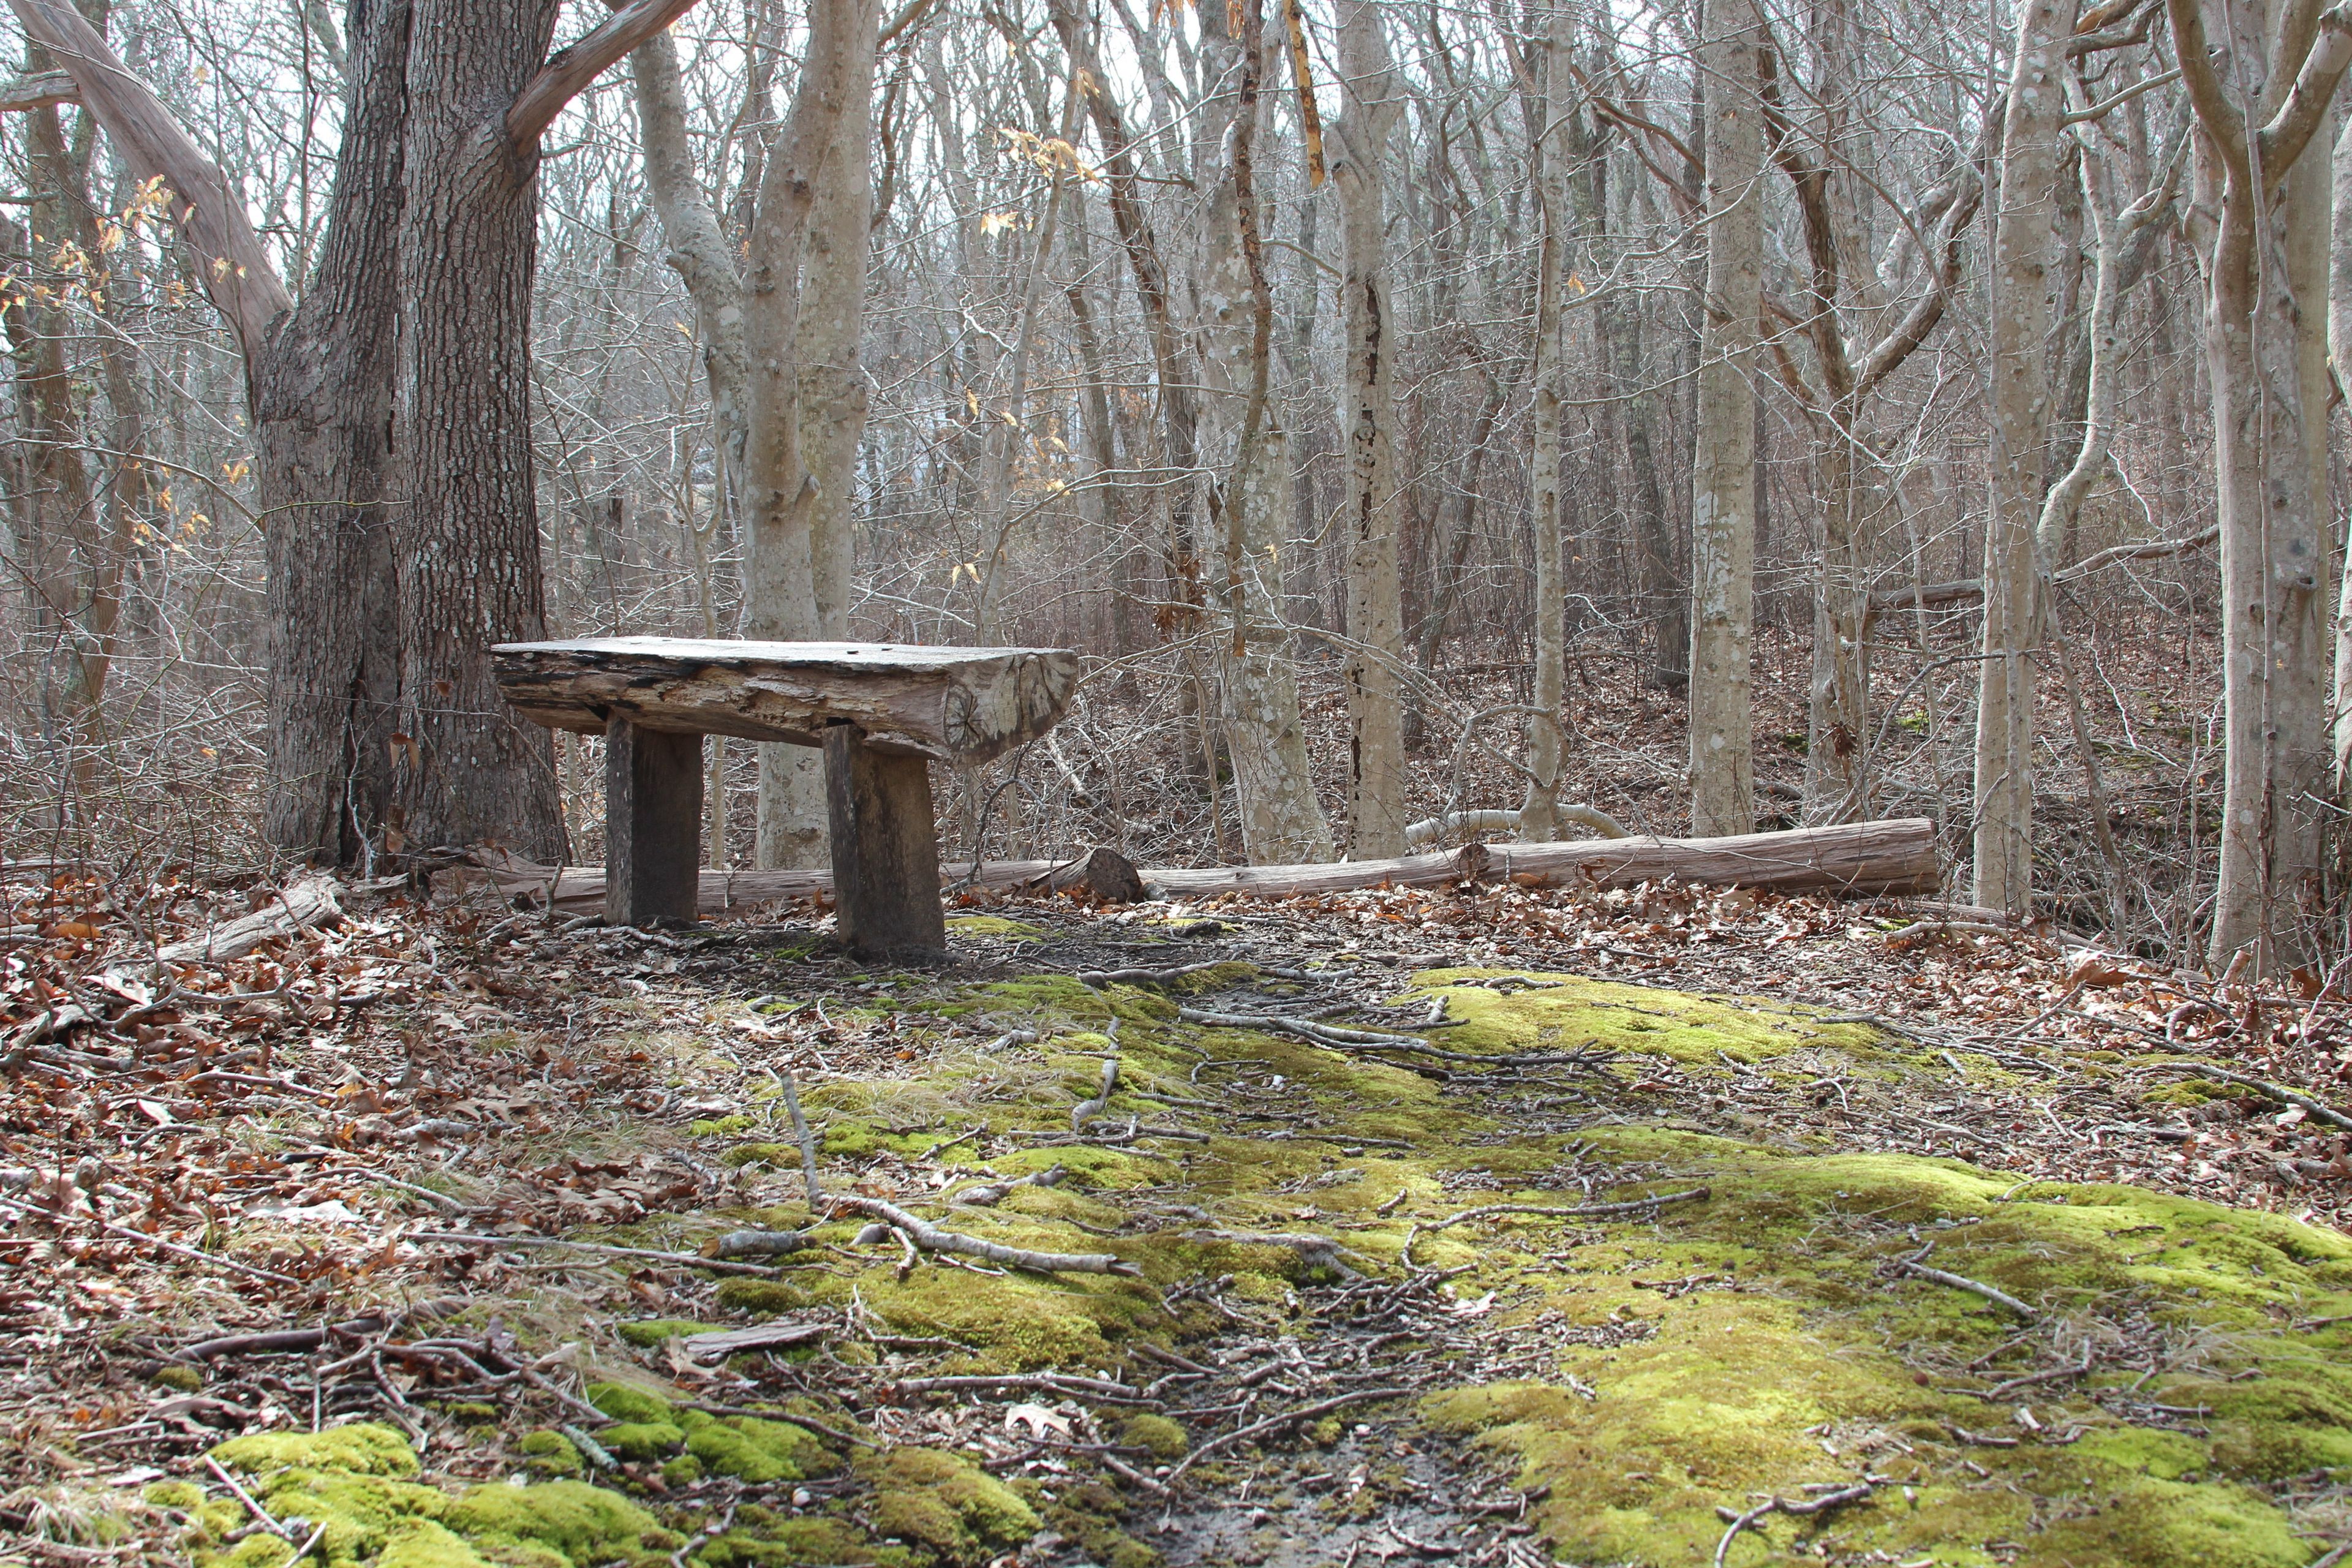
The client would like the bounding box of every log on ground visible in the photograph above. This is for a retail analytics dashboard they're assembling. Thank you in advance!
[472,820,1935,916]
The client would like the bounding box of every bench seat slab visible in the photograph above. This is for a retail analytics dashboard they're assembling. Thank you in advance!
[493,637,1078,767]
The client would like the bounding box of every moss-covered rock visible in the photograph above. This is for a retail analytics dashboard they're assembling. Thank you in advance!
[516,1430,582,1479]
[1118,1414,1189,1461]
[209,1423,423,1479]
[444,1479,661,1568]
[583,1382,673,1425]
[684,1416,833,1483]
[859,1449,1037,1567]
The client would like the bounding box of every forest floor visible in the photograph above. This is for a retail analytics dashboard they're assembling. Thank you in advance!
[4,862,2351,1568]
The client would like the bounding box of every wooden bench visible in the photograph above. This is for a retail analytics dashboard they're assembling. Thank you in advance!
[491,638,1080,951]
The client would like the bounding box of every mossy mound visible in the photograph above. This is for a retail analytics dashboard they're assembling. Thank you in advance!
[857,1448,1038,1566]
[1411,967,1891,1070]
[193,1427,665,1568]
[614,1319,721,1348]
[945,914,1050,941]
[678,1411,835,1483]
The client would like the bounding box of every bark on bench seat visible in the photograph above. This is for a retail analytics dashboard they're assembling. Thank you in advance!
[492,637,1080,951]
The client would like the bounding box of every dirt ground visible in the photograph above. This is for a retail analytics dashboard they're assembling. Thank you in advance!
[6,864,2352,1567]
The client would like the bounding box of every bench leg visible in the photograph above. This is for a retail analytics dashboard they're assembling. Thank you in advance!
[823,723,946,956]
[606,717,703,928]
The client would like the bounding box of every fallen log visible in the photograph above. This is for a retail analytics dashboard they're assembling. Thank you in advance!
[472,818,1939,916]
[146,875,345,967]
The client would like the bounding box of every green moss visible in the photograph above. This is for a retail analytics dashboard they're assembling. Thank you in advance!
[693,1517,894,1567]
[690,1115,756,1136]
[584,1383,673,1425]
[659,1455,703,1488]
[946,915,1050,941]
[443,1403,500,1427]
[210,1422,422,1479]
[154,1363,204,1393]
[445,1480,659,1568]
[1118,1414,1189,1461]
[712,1279,812,1314]
[720,1143,797,1169]
[144,1480,206,1510]
[1412,968,1888,1071]
[859,1449,1038,1567]
[1022,1479,1159,1568]
[597,1422,686,1463]
[615,1319,718,1348]
[517,1430,582,1479]
[375,1520,497,1568]
[684,1417,833,1483]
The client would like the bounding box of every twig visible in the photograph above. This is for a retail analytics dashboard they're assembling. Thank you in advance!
[203,1455,290,1539]
[825,1194,1139,1275]
[892,1371,1149,1403]
[0,1193,301,1286]
[780,1068,823,1207]
[1422,1189,1711,1231]
[1163,1387,1409,1488]
[406,1231,784,1277]
[1175,1005,1601,1067]
[952,1164,1066,1206]
[1894,1247,2037,1319]
[2173,1063,2352,1132]
[1712,1481,1874,1568]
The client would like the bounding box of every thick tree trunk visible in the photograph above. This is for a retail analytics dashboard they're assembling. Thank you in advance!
[253,0,410,864]
[388,0,567,859]
[1333,0,1406,858]
[1972,0,2073,915]
[1687,0,1765,837]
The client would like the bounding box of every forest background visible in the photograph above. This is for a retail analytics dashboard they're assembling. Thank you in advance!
[0,0,2329,970]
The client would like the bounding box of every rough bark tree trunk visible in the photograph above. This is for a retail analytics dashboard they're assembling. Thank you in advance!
[386,0,567,858]
[1687,0,1765,837]
[1333,0,1406,859]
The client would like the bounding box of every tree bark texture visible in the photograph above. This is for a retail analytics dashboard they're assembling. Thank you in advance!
[1517,2,1570,841]
[1972,0,2074,915]
[1687,0,1765,837]
[2168,0,2352,968]
[1196,0,1334,864]
[388,0,567,858]
[1333,0,1406,859]
[741,0,880,870]
[252,0,410,864]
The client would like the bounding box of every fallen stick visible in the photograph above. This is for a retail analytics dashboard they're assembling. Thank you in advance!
[407,1231,786,1278]
[0,1193,301,1286]
[953,1165,1067,1207]
[891,1370,1148,1403]
[1174,1006,1601,1068]
[825,1194,1139,1276]
[1423,1189,1713,1231]
[1894,1250,2036,1319]
[702,1228,811,1260]
[1713,1480,1874,1568]
[174,1300,465,1362]
[2172,1063,2352,1133]
[1162,1387,1411,1488]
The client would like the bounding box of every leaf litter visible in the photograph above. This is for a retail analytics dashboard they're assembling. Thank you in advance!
[4,860,2352,1566]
